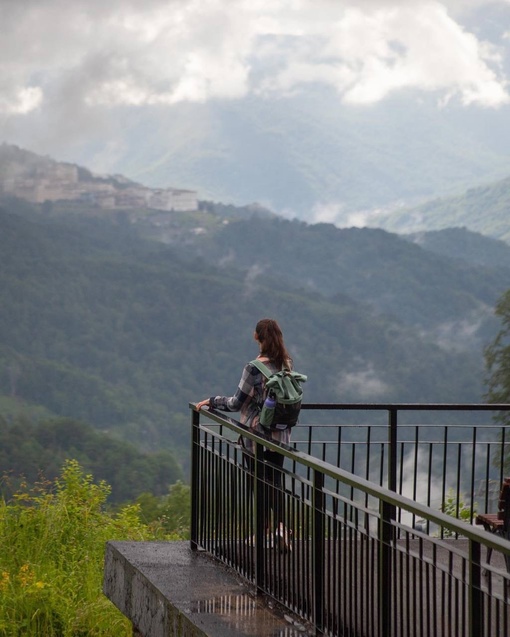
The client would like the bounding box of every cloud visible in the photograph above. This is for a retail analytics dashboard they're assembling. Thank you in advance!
[310,201,382,228]
[338,365,391,399]
[243,263,266,299]
[420,306,494,352]
[0,0,508,122]
[0,86,43,115]
[260,3,509,107]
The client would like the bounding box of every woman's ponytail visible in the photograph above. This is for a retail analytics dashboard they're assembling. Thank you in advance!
[255,318,292,369]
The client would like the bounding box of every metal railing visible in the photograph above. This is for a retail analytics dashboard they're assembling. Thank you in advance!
[190,403,510,637]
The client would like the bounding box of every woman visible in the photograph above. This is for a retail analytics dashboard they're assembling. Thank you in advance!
[196,318,293,549]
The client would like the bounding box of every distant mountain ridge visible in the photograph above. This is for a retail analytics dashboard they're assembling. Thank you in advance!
[60,89,510,222]
[368,175,510,243]
[404,227,510,269]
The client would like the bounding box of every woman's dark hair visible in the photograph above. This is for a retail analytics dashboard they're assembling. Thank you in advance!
[255,318,292,369]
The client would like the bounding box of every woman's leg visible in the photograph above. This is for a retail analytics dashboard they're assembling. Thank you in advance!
[263,450,285,529]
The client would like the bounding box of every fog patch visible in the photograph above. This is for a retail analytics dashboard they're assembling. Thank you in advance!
[338,365,391,399]
[218,248,236,268]
[423,306,493,352]
[243,263,265,299]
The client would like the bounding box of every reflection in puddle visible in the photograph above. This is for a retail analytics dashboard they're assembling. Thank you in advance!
[194,593,257,616]
[192,594,311,635]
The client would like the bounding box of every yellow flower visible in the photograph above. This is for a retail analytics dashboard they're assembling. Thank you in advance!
[0,571,10,592]
[18,563,33,587]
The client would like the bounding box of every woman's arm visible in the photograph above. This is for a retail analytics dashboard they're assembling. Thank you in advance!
[198,363,261,413]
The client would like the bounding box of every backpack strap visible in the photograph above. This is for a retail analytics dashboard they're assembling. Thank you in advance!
[250,359,273,379]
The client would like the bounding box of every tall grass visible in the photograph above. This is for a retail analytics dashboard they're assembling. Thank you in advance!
[0,460,160,636]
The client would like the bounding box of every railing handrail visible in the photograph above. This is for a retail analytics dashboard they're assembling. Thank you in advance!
[190,402,510,556]
[300,402,510,411]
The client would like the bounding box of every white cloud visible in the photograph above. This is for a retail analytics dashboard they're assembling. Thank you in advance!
[338,366,391,399]
[0,0,508,118]
[261,3,509,107]
[0,86,43,114]
[310,201,382,228]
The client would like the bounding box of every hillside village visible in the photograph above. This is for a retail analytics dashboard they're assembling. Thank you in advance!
[0,144,198,213]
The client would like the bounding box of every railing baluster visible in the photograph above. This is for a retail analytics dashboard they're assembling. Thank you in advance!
[379,499,393,637]
[190,408,200,550]
[313,468,325,633]
[254,440,265,593]
[469,539,482,637]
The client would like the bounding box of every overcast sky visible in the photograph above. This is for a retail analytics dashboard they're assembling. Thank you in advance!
[1,0,510,163]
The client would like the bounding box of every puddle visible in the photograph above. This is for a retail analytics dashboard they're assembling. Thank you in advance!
[188,594,313,635]
[192,593,257,616]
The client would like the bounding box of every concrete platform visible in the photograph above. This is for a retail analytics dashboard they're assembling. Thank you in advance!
[103,541,315,637]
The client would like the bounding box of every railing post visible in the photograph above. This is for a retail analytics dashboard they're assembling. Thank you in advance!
[387,408,398,540]
[388,408,398,494]
[469,539,483,637]
[190,407,200,550]
[254,440,266,593]
[379,500,393,637]
[313,469,325,634]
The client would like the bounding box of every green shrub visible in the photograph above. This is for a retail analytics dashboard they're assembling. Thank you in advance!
[441,488,477,538]
[0,460,160,636]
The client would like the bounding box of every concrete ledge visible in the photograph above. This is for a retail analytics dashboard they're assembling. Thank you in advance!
[103,541,313,637]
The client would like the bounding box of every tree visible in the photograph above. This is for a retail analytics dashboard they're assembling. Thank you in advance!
[485,290,510,474]
[485,289,510,419]
[136,481,190,538]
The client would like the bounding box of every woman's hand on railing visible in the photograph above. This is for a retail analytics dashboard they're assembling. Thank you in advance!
[196,399,210,410]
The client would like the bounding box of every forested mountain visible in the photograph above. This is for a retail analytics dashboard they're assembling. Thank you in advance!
[368,175,510,243]
[0,416,182,504]
[404,227,510,269]
[182,216,509,351]
[0,196,496,468]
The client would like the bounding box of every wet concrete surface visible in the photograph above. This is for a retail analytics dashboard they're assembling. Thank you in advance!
[103,541,315,637]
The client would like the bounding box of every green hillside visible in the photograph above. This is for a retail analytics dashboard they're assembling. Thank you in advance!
[0,415,182,504]
[184,216,509,346]
[404,227,510,269]
[0,199,489,465]
[370,175,510,243]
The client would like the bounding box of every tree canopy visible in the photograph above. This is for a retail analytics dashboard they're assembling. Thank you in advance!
[485,289,510,416]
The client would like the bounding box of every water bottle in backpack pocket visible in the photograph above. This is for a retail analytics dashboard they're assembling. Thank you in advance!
[260,391,277,428]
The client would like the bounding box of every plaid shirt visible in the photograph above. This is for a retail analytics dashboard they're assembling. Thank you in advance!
[210,356,292,452]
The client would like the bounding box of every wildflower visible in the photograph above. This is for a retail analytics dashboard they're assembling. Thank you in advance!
[18,563,33,587]
[0,571,10,591]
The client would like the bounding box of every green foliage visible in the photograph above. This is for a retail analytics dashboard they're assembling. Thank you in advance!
[0,416,183,505]
[485,289,510,424]
[0,460,159,637]
[136,481,191,539]
[405,227,510,270]
[440,488,477,538]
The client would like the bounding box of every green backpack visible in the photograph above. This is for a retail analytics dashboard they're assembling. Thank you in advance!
[251,360,307,430]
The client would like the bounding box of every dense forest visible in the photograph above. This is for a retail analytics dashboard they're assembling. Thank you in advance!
[0,415,182,504]
[1,192,509,495]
